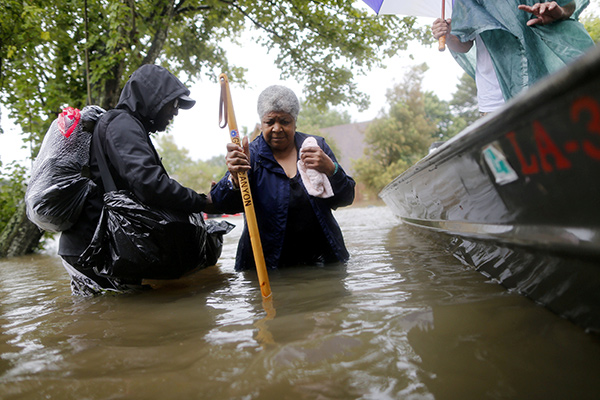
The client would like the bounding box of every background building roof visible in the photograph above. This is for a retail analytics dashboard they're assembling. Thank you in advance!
[319,121,371,175]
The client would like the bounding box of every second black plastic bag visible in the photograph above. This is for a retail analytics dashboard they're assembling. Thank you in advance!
[78,190,208,280]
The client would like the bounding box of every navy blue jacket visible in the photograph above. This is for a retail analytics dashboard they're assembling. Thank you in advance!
[210,131,355,271]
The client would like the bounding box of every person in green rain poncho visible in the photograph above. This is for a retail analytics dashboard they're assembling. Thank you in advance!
[432,1,595,115]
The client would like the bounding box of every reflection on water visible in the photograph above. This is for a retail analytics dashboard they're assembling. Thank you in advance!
[1,206,599,399]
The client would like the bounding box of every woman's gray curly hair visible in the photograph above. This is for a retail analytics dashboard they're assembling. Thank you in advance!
[257,85,300,121]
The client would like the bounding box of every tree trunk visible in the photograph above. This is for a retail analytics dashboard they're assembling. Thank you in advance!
[0,202,44,258]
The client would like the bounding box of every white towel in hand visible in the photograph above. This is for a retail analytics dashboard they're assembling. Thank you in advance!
[297,137,334,198]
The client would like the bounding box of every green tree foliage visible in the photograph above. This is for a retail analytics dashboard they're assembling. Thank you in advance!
[154,134,226,192]
[0,0,430,158]
[354,63,473,195]
[583,9,600,42]
[449,72,479,127]
[0,161,27,232]
[354,64,433,194]
[296,101,352,132]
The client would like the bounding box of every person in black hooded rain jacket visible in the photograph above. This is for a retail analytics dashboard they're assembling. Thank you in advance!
[59,64,213,295]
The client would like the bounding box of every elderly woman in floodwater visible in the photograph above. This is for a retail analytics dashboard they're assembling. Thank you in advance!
[210,85,355,271]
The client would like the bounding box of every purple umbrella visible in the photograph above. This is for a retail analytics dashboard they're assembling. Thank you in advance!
[362,0,453,51]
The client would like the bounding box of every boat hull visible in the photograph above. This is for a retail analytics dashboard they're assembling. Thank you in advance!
[379,45,600,333]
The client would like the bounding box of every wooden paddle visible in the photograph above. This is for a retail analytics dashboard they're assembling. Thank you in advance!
[218,73,272,300]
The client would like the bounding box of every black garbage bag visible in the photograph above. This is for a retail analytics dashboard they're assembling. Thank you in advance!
[25,106,105,232]
[205,219,235,266]
[78,190,212,280]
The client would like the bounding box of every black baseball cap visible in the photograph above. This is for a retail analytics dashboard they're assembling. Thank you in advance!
[177,93,196,109]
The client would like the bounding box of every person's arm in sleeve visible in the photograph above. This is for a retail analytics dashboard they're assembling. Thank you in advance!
[326,161,356,208]
[210,172,244,214]
[104,116,208,213]
[209,136,249,214]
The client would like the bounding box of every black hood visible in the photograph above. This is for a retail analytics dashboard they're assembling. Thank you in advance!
[116,64,193,131]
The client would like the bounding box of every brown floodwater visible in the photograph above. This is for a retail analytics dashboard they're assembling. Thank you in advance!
[0,206,599,399]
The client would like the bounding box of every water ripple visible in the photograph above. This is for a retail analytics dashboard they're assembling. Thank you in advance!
[0,208,599,399]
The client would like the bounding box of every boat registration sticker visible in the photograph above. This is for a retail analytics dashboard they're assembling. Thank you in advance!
[482,143,519,185]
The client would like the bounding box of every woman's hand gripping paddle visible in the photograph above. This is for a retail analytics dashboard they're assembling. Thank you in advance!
[218,73,272,301]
